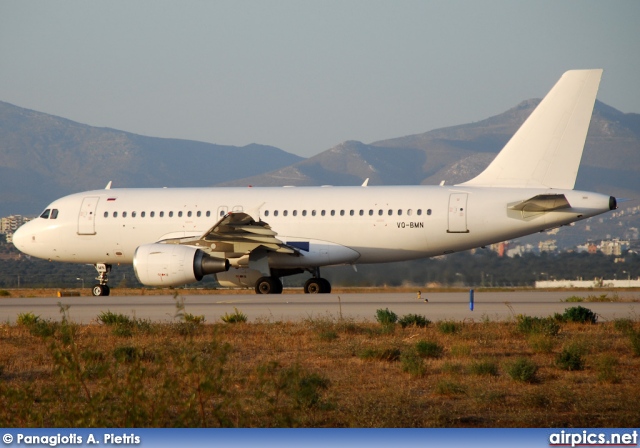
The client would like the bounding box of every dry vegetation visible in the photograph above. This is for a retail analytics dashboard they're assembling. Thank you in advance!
[0,302,639,428]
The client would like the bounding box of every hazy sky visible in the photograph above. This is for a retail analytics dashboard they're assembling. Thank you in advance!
[1,1,638,157]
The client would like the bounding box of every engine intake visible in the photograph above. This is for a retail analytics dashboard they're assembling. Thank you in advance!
[133,243,229,287]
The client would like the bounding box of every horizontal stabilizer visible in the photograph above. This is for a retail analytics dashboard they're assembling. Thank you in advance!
[509,194,570,213]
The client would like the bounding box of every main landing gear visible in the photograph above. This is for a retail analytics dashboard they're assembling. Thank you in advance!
[92,263,112,296]
[253,268,332,294]
[303,277,331,294]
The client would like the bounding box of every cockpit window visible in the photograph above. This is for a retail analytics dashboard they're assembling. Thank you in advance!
[40,209,51,219]
[50,209,59,219]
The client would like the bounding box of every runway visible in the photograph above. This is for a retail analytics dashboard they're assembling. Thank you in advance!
[1,290,639,324]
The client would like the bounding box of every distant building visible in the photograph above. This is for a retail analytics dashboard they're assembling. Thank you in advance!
[1,215,31,243]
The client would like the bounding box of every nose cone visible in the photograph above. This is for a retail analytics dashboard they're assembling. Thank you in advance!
[12,222,31,255]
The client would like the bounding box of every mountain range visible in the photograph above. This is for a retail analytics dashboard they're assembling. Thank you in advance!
[1,98,639,218]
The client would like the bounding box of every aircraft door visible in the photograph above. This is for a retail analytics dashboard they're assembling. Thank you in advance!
[78,196,99,235]
[447,193,469,233]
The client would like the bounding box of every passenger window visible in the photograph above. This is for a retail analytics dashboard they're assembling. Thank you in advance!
[187,211,192,218]
[283,210,288,217]
[378,210,383,216]
[340,210,345,216]
[407,209,412,216]
[330,210,335,216]
[312,210,316,216]
[219,210,225,217]
[427,209,432,215]
[113,212,118,218]
[40,209,51,219]
[293,210,297,217]
[123,212,127,218]
[132,211,136,218]
[321,210,326,216]
[265,210,270,217]
[398,210,402,216]
[150,211,155,218]
[388,210,392,216]
[178,211,183,218]
[169,211,173,217]
[369,210,373,216]
[206,211,211,217]
[159,211,164,218]
[104,211,108,218]
[274,210,279,217]
[197,211,201,218]
[350,210,355,216]
[417,209,422,216]
[302,210,307,217]
[141,212,146,218]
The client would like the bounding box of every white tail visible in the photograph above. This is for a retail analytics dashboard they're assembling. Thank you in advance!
[459,69,603,189]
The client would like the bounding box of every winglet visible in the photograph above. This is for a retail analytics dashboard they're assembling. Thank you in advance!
[458,69,603,189]
[105,181,112,190]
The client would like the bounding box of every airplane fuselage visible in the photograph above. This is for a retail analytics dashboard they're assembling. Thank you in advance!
[14,185,614,268]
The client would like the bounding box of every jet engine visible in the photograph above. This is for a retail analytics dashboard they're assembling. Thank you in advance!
[133,243,229,287]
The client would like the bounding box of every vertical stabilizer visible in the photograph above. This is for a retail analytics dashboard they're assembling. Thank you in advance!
[458,69,603,189]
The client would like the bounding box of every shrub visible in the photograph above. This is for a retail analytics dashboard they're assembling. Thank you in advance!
[527,334,556,354]
[630,331,640,357]
[438,321,458,334]
[613,318,634,334]
[505,357,538,383]
[469,359,499,376]
[318,330,338,341]
[221,308,248,324]
[29,320,58,338]
[399,314,431,328]
[558,306,597,324]
[556,344,585,371]
[435,380,467,396]
[596,355,620,383]
[516,315,560,336]
[184,313,206,324]
[415,340,443,358]
[16,312,40,326]
[400,350,426,377]
[358,347,401,362]
[98,311,133,327]
[375,308,398,326]
[113,346,140,363]
[0,290,11,297]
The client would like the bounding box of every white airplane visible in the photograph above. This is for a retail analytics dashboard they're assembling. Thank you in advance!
[13,69,616,296]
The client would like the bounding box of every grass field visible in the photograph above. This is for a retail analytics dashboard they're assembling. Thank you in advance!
[0,301,639,427]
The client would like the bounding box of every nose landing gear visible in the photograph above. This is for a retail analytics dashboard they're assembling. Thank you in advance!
[92,263,112,296]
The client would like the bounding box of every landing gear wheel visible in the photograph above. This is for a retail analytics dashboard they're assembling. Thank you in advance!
[304,278,331,294]
[92,284,110,297]
[255,277,283,294]
[319,278,331,294]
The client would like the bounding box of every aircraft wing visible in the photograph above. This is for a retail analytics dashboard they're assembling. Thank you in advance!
[161,212,298,255]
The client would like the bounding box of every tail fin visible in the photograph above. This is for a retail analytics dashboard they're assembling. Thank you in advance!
[458,69,603,189]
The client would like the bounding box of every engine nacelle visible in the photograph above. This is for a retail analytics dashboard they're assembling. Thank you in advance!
[133,243,229,287]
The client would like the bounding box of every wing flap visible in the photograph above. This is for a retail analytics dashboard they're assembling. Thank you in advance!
[162,212,298,257]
